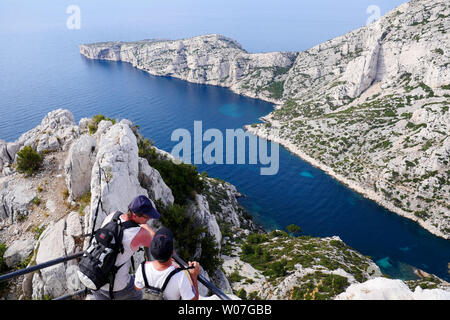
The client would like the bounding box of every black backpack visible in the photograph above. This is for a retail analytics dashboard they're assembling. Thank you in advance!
[140,261,194,300]
[77,211,138,298]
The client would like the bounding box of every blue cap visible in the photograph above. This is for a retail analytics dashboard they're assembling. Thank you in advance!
[128,195,160,219]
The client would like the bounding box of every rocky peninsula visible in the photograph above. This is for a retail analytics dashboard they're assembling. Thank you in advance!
[79,0,450,239]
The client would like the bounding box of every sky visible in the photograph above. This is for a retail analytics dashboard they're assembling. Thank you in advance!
[0,0,408,52]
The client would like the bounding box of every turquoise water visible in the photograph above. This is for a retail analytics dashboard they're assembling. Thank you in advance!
[0,5,449,282]
[300,171,315,179]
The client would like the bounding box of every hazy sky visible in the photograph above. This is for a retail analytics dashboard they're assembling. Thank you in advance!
[1,0,408,52]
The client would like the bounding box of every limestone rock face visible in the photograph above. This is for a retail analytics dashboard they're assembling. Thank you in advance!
[335,277,450,300]
[203,179,243,230]
[16,109,79,155]
[80,34,297,104]
[64,134,97,200]
[138,157,174,208]
[0,109,80,177]
[3,238,36,268]
[0,140,12,173]
[88,122,148,233]
[31,212,84,299]
[0,177,36,225]
[187,194,222,252]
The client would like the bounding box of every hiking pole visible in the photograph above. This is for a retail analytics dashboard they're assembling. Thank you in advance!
[171,253,232,301]
[0,251,86,283]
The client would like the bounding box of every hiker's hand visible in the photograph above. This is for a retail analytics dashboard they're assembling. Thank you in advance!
[188,261,200,278]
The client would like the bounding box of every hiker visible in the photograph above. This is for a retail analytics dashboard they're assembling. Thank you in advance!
[134,227,201,300]
[83,195,160,300]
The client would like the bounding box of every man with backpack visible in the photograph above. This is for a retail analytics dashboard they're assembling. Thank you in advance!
[134,227,201,300]
[78,195,160,300]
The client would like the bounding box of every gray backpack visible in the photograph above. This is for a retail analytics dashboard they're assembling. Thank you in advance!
[140,261,193,300]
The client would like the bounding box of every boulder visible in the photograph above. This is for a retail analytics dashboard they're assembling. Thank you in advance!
[64,134,97,200]
[0,177,36,225]
[78,118,91,132]
[3,238,36,268]
[210,269,233,294]
[31,213,85,299]
[15,109,79,155]
[0,140,12,173]
[32,219,67,299]
[138,157,174,208]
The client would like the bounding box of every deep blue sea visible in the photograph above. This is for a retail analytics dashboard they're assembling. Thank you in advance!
[0,2,449,282]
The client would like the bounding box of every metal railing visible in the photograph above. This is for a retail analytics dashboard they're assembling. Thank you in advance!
[0,251,86,283]
[0,248,231,300]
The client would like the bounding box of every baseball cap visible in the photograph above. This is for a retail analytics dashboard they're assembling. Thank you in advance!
[128,195,160,219]
[150,227,174,261]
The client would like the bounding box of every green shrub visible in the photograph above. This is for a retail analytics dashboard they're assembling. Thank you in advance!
[265,81,285,100]
[229,269,243,283]
[286,224,302,237]
[246,233,268,244]
[0,243,7,273]
[139,142,204,205]
[264,259,287,278]
[199,232,222,274]
[16,146,43,176]
[88,114,116,134]
[236,288,247,299]
[293,272,349,300]
[383,109,396,117]
[32,197,41,206]
[157,203,220,274]
[0,243,9,293]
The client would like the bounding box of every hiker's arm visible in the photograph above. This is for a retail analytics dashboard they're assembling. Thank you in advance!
[130,225,154,250]
[188,261,200,300]
[140,223,156,239]
[134,265,145,291]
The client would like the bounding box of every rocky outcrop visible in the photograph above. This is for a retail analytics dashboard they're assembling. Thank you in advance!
[0,177,36,225]
[187,193,222,251]
[3,238,35,268]
[64,134,97,201]
[138,157,174,208]
[222,233,384,300]
[87,120,148,233]
[0,109,80,178]
[13,109,79,155]
[31,211,84,299]
[335,277,450,300]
